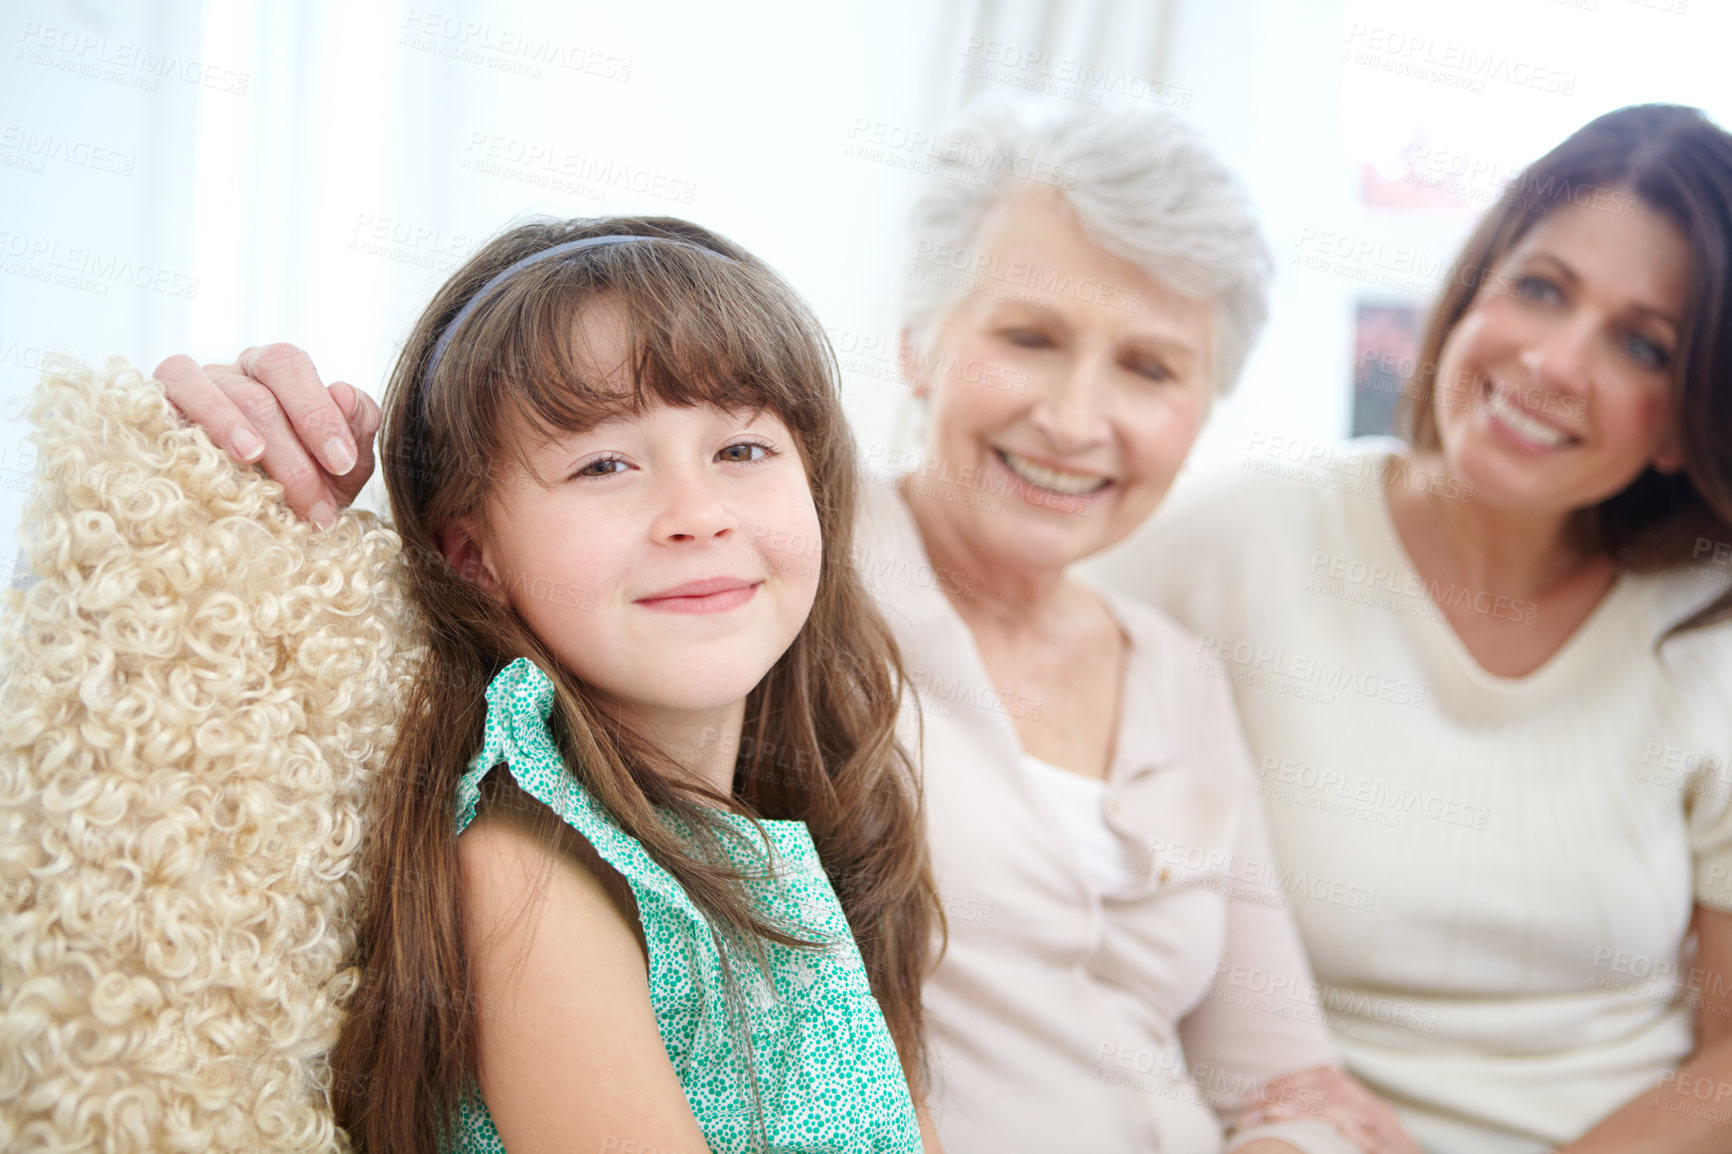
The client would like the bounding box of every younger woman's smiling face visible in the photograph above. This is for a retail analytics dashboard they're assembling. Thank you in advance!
[1430,197,1690,514]
[457,301,823,722]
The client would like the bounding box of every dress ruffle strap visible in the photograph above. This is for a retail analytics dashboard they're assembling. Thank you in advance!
[449,657,700,920]
[453,657,558,836]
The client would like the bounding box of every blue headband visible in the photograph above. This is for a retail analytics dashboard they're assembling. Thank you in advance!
[419,233,729,396]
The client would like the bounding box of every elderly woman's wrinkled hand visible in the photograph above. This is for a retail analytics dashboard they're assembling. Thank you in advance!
[155,343,381,528]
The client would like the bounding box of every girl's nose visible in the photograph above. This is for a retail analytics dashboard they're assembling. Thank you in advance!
[650,469,737,543]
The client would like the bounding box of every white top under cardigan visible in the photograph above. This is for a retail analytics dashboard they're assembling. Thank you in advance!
[858,479,1354,1154]
[1020,753,1143,893]
[1086,439,1732,1153]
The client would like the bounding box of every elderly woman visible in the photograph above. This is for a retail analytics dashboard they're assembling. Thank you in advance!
[157,103,1406,1154]
[1091,105,1732,1153]
[855,101,1409,1154]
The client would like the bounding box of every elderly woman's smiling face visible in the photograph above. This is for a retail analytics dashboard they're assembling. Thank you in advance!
[907,186,1215,572]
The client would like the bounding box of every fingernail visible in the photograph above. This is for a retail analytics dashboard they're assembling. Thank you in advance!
[309,500,337,530]
[232,427,265,462]
[323,437,357,475]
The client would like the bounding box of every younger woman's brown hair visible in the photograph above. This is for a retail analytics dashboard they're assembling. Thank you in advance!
[329,216,941,1153]
[1400,104,1732,634]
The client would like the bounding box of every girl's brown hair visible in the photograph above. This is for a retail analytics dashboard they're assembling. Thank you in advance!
[329,216,940,1153]
[1400,104,1732,633]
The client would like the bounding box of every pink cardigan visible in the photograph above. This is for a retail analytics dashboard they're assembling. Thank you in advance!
[859,480,1350,1154]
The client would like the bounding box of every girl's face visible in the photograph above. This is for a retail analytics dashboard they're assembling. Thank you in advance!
[461,303,822,722]
[1430,197,1690,514]
[909,186,1215,573]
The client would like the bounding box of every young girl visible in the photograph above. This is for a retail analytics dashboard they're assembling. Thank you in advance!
[322,218,941,1153]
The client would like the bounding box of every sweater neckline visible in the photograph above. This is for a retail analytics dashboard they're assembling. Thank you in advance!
[871,478,1176,779]
[1346,446,1648,697]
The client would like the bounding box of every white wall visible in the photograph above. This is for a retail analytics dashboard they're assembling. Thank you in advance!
[1165,0,1730,482]
[4,0,1728,556]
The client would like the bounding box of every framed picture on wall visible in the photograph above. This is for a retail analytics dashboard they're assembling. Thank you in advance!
[1351,301,1424,438]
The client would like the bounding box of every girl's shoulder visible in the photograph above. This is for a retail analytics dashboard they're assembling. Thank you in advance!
[453,658,705,924]
[462,771,642,917]
[456,775,648,956]
[450,659,824,937]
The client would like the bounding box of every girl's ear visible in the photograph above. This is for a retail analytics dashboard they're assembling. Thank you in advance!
[438,519,505,600]
[899,328,930,400]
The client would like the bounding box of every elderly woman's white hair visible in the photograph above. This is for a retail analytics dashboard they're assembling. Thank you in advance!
[902,96,1272,394]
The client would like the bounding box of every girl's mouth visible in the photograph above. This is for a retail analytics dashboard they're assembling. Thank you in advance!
[635,578,762,615]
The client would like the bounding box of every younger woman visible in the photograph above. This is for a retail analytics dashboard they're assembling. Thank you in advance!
[1096,104,1732,1152]
[317,218,939,1153]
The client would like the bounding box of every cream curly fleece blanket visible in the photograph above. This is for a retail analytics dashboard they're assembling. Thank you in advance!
[0,357,422,1153]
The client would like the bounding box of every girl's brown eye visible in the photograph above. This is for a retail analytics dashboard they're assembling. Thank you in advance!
[719,441,773,463]
[574,456,628,478]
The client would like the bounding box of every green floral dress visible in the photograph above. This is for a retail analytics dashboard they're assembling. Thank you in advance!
[446,658,923,1154]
